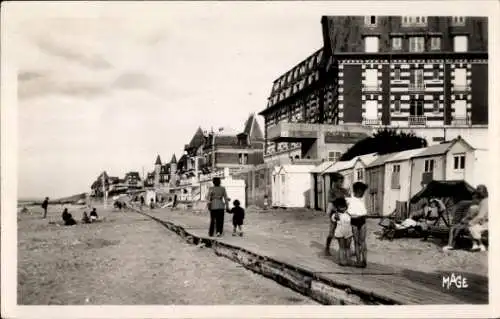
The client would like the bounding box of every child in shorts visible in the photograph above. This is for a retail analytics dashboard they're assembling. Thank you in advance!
[333,197,352,266]
[325,172,350,256]
[230,199,245,237]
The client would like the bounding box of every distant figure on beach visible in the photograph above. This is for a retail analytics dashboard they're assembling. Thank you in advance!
[61,208,76,226]
[81,211,91,224]
[150,198,155,210]
[173,195,178,208]
[229,199,245,237]
[90,208,98,222]
[206,177,230,237]
[140,196,145,207]
[263,195,269,210]
[41,197,49,219]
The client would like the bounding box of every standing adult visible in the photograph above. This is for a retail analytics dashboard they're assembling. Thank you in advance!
[41,197,49,219]
[206,177,230,237]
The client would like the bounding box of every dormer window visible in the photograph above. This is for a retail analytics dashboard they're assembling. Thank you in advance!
[365,16,378,27]
[402,16,427,27]
[451,16,466,26]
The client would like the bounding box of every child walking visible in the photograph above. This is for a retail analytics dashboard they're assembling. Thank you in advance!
[332,197,352,266]
[230,199,245,237]
[348,182,368,268]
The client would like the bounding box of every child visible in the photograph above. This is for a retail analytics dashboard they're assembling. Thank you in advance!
[90,208,98,222]
[229,199,245,237]
[347,182,368,268]
[81,211,91,224]
[333,197,352,266]
[325,172,350,256]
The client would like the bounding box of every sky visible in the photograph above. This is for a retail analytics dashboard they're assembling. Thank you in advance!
[14,2,326,199]
[10,1,495,199]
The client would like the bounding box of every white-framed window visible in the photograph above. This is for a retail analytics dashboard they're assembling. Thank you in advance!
[433,69,439,79]
[402,16,427,27]
[433,100,440,113]
[392,37,402,50]
[365,100,378,120]
[451,16,466,26]
[328,151,342,162]
[430,37,441,50]
[364,36,379,53]
[365,16,378,26]
[453,154,466,170]
[356,168,364,181]
[239,153,248,165]
[454,68,467,88]
[453,99,467,118]
[394,68,401,80]
[394,100,401,113]
[409,37,425,52]
[424,159,435,172]
[410,69,424,90]
[365,69,378,89]
[453,36,468,52]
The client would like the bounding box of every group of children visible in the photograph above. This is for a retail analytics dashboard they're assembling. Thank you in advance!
[325,173,369,268]
[61,207,98,226]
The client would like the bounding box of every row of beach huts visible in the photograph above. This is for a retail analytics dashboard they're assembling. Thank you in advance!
[270,136,489,216]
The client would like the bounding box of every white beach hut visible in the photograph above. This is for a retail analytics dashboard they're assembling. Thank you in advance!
[273,164,315,208]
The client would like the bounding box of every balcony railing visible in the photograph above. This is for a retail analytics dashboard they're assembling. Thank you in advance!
[408,115,427,126]
[362,85,381,92]
[362,118,382,126]
[408,83,426,91]
[452,85,470,92]
[452,116,471,126]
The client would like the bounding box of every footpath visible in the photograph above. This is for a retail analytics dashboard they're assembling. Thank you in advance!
[136,206,487,305]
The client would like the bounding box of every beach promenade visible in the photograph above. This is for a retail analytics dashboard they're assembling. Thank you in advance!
[141,206,488,305]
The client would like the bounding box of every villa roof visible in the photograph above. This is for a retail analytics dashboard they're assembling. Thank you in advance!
[155,155,162,165]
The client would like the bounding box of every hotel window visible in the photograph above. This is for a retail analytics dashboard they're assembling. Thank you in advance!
[424,159,435,172]
[433,100,440,113]
[430,37,441,50]
[453,99,467,119]
[451,16,466,26]
[410,99,424,116]
[364,36,379,53]
[454,68,467,89]
[365,100,378,120]
[392,37,402,50]
[394,100,401,113]
[409,37,425,52]
[410,69,424,90]
[402,16,427,27]
[453,154,466,170]
[365,16,378,26]
[365,69,378,89]
[328,151,342,162]
[433,69,439,80]
[394,69,401,80]
[453,35,468,52]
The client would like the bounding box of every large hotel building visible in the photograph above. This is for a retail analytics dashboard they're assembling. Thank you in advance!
[259,16,488,164]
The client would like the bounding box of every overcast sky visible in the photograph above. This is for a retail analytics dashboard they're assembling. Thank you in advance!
[10,1,493,199]
[14,2,329,199]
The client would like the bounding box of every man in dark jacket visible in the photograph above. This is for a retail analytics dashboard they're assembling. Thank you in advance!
[41,197,49,219]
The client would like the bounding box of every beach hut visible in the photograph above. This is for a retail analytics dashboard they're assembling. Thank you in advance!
[310,161,336,211]
[352,153,379,184]
[273,164,315,208]
[364,153,397,216]
[382,148,426,217]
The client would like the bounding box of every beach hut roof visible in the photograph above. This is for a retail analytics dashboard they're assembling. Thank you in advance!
[385,147,426,163]
[412,136,474,159]
[355,153,379,166]
[322,157,357,174]
[280,164,316,174]
[365,153,398,168]
[311,161,336,174]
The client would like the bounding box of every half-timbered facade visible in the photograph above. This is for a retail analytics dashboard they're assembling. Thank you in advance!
[260,15,488,161]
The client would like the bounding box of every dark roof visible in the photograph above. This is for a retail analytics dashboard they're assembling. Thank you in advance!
[261,48,323,115]
[170,154,177,164]
[155,155,162,165]
[126,171,140,178]
[242,113,264,141]
[214,135,239,146]
[187,127,206,150]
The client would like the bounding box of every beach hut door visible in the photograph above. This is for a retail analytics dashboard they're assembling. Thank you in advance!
[280,174,286,207]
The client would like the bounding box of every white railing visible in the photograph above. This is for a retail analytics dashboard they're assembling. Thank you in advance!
[408,83,425,91]
[362,118,382,126]
[408,115,427,126]
[452,116,471,126]
[362,85,381,92]
[452,85,470,92]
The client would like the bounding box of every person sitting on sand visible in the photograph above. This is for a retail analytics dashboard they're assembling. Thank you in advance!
[62,208,76,226]
[90,208,98,222]
[81,211,91,224]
